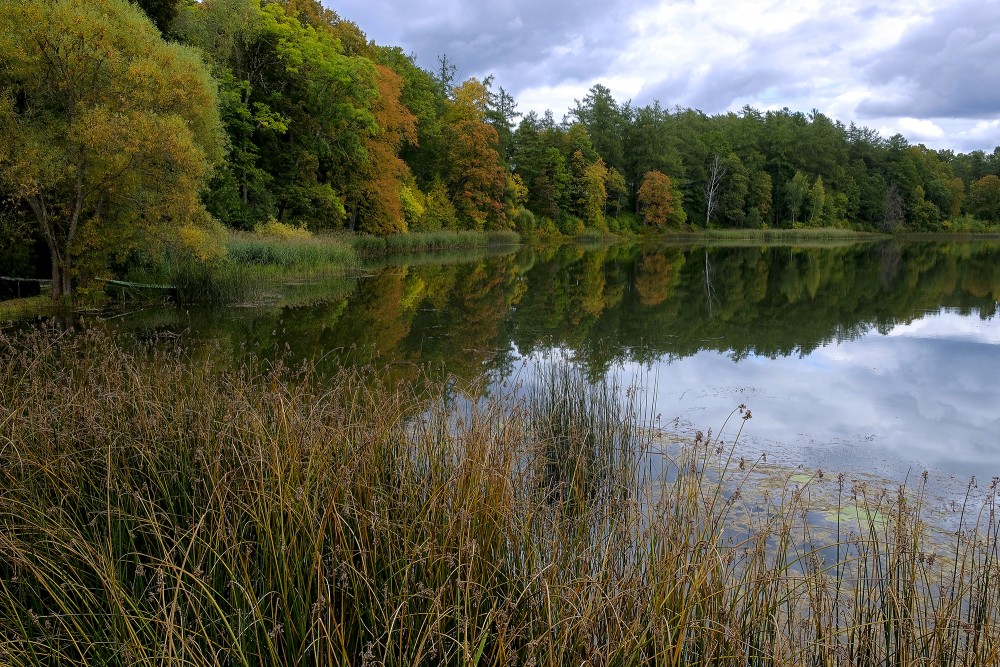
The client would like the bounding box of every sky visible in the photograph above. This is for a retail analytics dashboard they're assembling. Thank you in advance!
[330,0,1000,154]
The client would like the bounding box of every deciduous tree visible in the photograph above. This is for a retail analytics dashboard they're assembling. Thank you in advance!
[0,0,224,299]
[637,171,685,229]
[351,65,418,235]
[969,174,1000,223]
[441,79,507,229]
[581,159,609,230]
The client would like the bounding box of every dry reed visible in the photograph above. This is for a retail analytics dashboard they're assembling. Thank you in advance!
[0,325,997,665]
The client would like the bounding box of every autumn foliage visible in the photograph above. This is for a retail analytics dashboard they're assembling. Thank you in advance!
[353,65,419,235]
[638,171,685,229]
[442,80,508,230]
[0,0,224,298]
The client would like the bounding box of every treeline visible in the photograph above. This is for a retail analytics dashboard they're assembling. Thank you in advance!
[162,0,1000,237]
[162,0,1000,236]
[5,0,1000,298]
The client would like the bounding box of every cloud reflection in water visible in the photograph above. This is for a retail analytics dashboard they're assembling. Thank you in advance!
[630,309,1000,480]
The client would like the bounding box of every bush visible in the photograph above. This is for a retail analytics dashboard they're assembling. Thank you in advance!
[255,218,313,241]
[511,206,536,235]
[559,215,585,236]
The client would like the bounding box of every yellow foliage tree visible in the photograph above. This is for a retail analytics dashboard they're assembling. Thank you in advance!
[582,158,609,230]
[0,0,224,299]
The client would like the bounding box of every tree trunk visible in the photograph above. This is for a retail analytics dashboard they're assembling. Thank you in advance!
[27,194,73,301]
[705,154,725,226]
[43,236,72,300]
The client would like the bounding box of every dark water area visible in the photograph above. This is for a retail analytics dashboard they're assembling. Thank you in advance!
[111,239,1000,483]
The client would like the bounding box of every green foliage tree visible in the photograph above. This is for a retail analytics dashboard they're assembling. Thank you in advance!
[718,153,750,227]
[175,0,376,230]
[909,185,941,231]
[572,84,627,173]
[422,178,458,230]
[129,0,180,34]
[969,174,1000,223]
[947,177,965,218]
[882,183,906,232]
[807,176,826,226]
[747,170,773,227]
[605,167,629,218]
[0,0,224,300]
[784,171,810,225]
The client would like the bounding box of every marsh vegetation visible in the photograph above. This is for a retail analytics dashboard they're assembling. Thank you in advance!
[2,325,999,665]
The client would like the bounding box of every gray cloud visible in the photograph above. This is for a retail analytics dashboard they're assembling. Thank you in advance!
[334,0,656,90]
[857,0,1000,118]
[636,63,790,112]
[331,0,1000,152]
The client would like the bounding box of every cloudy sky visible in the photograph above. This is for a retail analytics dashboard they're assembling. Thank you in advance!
[331,0,1000,153]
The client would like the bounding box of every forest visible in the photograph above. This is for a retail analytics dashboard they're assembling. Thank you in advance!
[4,0,1000,298]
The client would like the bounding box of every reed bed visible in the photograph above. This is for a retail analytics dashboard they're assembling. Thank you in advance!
[352,230,520,255]
[1,326,998,666]
[699,228,876,241]
[227,233,357,269]
[122,233,358,306]
[125,231,518,306]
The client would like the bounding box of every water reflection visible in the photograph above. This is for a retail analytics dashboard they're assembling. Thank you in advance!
[117,240,1000,477]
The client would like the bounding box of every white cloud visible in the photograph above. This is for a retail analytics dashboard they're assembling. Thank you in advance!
[885,310,1000,344]
[955,120,1000,146]
[896,117,946,140]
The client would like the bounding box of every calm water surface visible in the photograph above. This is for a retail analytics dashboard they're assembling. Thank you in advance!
[118,240,1000,483]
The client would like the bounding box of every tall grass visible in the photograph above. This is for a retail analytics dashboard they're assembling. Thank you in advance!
[1,326,998,665]
[122,233,358,306]
[352,230,520,255]
[227,232,356,269]
[123,231,518,306]
[699,227,876,241]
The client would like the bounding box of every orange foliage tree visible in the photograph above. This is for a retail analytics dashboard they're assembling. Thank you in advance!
[637,170,686,229]
[351,65,418,235]
[441,79,507,230]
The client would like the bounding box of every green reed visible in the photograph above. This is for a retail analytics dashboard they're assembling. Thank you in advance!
[699,227,875,241]
[0,325,998,665]
[352,230,520,255]
[227,232,357,269]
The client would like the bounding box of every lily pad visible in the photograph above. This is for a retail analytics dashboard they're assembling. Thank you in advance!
[820,504,888,527]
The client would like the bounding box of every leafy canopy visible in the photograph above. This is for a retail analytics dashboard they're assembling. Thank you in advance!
[0,0,224,298]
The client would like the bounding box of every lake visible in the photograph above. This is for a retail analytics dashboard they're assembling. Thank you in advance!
[114,239,1000,489]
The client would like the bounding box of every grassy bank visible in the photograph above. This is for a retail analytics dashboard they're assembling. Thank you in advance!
[1,325,998,665]
[352,229,520,256]
[698,227,879,241]
[123,229,519,306]
[0,295,53,323]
